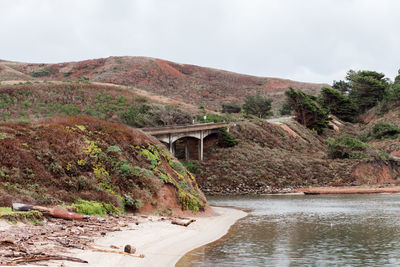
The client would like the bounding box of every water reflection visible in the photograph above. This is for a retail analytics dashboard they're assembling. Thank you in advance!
[177,194,400,267]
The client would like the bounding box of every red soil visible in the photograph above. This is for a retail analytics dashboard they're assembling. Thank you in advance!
[0,56,327,111]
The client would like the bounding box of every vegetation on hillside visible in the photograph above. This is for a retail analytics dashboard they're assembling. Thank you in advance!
[360,121,400,141]
[120,104,192,128]
[0,57,326,112]
[222,102,241,114]
[0,82,193,128]
[0,117,206,213]
[327,136,368,159]
[242,94,273,118]
[320,87,359,122]
[285,87,330,134]
[1,59,400,199]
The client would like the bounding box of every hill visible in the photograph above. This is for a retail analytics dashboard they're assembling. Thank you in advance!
[195,118,400,194]
[0,57,327,112]
[0,117,206,215]
[0,81,199,124]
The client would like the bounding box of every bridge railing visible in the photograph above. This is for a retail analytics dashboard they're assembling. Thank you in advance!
[141,122,229,133]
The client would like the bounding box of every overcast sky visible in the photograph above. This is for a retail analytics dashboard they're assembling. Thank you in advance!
[1,0,400,83]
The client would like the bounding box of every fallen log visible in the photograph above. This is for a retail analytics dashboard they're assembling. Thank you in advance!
[12,254,88,264]
[171,218,196,227]
[12,203,101,221]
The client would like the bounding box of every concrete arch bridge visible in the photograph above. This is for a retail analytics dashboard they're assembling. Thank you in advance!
[142,122,229,160]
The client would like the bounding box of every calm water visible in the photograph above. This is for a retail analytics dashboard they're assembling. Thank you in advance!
[177,194,400,267]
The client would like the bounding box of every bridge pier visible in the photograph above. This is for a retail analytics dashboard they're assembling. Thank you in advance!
[184,140,189,161]
[198,131,204,161]
[142,122,229,161]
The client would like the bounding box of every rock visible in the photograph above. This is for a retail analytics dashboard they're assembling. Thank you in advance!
[124,244,136,254]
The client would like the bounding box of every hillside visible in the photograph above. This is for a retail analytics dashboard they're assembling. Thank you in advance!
[0,117,206,215]
[360,106,400,159]
[194,118,400,194]
[0,57,327,112]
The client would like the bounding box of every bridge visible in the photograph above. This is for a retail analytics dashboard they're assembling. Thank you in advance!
[142,122,229,160]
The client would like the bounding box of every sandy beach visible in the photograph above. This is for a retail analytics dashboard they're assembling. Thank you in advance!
[33,206,246,267]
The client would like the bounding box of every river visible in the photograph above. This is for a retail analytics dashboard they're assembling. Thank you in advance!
[177,194,400,266]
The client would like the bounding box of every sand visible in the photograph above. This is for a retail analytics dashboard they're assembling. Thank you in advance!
[37,206,246,267]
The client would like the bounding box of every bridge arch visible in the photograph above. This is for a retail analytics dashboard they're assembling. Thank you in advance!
[142,123,229,160]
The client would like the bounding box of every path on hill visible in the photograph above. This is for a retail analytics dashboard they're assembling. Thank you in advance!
[266,116,295,123]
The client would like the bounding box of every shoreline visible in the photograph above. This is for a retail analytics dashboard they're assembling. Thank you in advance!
[299,185,400,194]
[50,206,246,267]
[204,185,400,196]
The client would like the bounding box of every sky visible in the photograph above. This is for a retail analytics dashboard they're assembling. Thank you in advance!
[1,0,400,83]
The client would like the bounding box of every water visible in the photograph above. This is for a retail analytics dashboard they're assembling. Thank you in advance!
[177,194,400,267]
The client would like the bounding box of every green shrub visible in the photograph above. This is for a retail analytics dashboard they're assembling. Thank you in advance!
[21,100,33,108]
[107,145,121,153]
[120,104,191,128]
[134,96,147,103]
[123,194,135,208]
[120,163,133,176]
[327,135,368,159]
[30,70,50,77]
[182,161,198,174]
[361,121,400,141]
[196,113,232,123]
[71,199,121,216]
[218,127,238,147]
[222,102,241,113]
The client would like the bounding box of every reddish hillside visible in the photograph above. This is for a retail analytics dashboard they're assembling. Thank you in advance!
[0,57,327,111]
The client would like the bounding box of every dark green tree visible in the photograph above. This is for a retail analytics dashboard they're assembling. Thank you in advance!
[222,102,241,113]
[394,69,400,85]
[218,127,238,147]
[320,87,359,122]
[279,102,292,115]
[242,94,273,118]
[346,70,389,112]
[285,88,330,134]
[332,80,351,94]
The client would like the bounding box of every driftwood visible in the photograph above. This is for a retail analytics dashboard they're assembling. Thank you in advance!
[171,218,196,227]
[12,203,100,221]
[12,254,88,264]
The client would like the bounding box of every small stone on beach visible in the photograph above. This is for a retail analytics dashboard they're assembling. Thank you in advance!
[124,244,136,254]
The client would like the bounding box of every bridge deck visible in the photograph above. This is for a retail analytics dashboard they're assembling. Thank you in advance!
[141,122,228,135]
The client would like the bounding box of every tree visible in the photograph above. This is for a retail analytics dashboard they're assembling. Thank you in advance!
[332,80,351,95]
[242,94,273,118]
[346,70,389,112]
[394,69,400,85]
[222,102,241,113]
[120,104,192,128]
[285,88,330,134]
[279,102,292,115]
[320,87,359,122]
